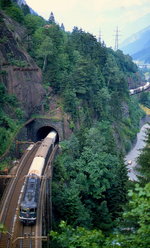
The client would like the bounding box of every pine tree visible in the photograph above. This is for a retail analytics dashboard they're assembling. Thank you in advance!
[60,23,65,31]
[137,128,150,185]
[0,0,12,9]
[48,11,55,24]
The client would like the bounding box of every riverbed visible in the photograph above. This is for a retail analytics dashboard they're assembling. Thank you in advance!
[125,120,150,181]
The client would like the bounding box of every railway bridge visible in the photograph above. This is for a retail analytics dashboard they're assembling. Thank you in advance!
[0,115,73,247]
[0,137,59,248]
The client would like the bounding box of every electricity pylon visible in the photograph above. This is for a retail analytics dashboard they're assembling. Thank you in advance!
[114,26,121,51]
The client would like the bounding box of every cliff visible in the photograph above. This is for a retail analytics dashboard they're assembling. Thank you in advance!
[0,11,45,117]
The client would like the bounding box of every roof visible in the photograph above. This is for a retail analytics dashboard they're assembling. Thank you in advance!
[21,176,40,208]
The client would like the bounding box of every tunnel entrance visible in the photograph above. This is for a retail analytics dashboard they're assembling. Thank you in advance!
[36,126,59,142]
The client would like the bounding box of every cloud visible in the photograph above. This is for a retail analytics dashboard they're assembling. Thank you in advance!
[26,0,78,13]
[26,0,150,21]
[91,0,150,11]
[120,5,150,25]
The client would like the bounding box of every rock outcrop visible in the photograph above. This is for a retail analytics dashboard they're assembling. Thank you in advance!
[0,11,45,117]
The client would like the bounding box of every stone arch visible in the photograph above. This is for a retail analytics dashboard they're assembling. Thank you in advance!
[36,126,59,143]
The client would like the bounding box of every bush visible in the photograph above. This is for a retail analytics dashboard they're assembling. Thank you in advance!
[5,5,24,24]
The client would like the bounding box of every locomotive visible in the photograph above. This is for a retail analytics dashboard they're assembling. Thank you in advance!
[19,131,57,225]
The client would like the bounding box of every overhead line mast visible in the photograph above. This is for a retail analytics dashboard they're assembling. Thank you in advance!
[98,28,102,43]
[114,26,121,51]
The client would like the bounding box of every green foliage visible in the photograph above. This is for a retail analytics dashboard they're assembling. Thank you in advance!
[139,91,150,108]
[9,59,28,67]
[0,37,8,44]
[115,50,138,73]
[137,128,150,184]
[5,4,24,23]
[0,83,6,105]
[0,223,7,234]
[48,12,55,24]
[0,7,144,239]
[21,4,30,16]
[36,36,53,71]
[15,108,24,119]
[52,121,128,231]
[50,221,105,248]
[24,14,46,35]
[0,83,23,156]
[25,13,140,136]
[114,97,144,153]
[0,157,11,170]
[0,0,12,9]
[113,183,150,248]
[109,127,150,247]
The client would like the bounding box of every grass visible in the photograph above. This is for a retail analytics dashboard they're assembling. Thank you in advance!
[140,104,150,115]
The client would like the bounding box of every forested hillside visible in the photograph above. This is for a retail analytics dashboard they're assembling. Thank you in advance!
[0,1,148,247]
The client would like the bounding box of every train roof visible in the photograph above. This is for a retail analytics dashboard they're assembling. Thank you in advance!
[20,177,40,208]
[47,131,57,139]
[28,157,45,177]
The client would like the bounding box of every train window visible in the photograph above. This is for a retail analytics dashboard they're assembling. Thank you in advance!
[29,208,35,213]
[21,208,29,213]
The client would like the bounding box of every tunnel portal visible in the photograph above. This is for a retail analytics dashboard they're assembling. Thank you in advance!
[36,126,59,143]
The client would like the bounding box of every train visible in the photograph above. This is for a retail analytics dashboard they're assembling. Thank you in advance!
[129,82,150,95]
[19,131,57,225]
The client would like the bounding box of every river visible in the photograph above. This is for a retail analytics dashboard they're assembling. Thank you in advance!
[125,120,150,181]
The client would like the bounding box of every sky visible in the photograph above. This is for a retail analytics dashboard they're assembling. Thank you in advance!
[25,0,150,48]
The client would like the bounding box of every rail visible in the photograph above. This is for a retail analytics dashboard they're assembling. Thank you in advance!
[0,142,41,248]
[0,143,59,248]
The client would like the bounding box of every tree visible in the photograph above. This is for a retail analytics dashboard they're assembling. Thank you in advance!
[139,91,150,108]
[50,221,105,248]
[60,23,65,31]
[137,128,150,184]
[52,121,128,231]
[21,4,30,16]
[24,14,46,35]
[0,0,12,9]
[48,11,55,24]
[5,4,24,23]
[36,36,53,71]
[115,183,150,248]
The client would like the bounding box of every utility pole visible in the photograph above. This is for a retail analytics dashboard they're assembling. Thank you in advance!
[114,26,120,51]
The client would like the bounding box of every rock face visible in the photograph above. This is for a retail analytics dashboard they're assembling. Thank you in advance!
[0,11,45,117]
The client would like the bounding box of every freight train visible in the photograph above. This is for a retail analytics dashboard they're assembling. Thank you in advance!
[129,82,150,95]
[19,131,57,225]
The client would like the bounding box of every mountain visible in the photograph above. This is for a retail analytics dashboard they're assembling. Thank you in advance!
[132,45,150,63]
[120,25,150,63]
[12,0,37,15]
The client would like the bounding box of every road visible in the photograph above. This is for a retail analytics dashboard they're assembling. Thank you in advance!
[125,123,150,181]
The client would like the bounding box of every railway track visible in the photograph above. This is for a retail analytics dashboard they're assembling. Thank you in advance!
[12,224,35,248]
[0,142,41,248]
[0,142,59,248]
[11,144,59,248]
[34,144,59,248]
